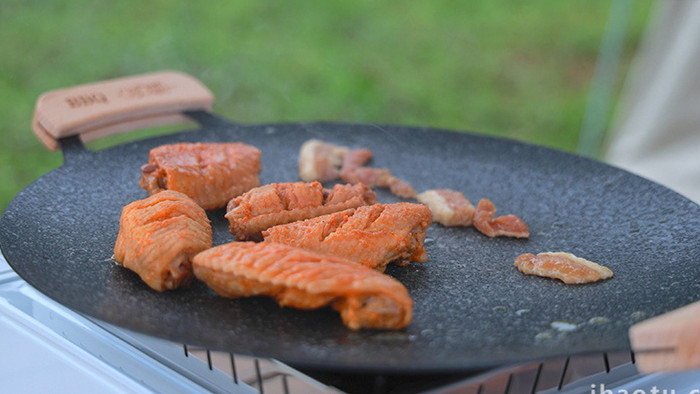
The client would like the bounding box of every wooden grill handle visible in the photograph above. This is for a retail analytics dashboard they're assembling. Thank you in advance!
[32,71,214,150]
[629,300,700,373]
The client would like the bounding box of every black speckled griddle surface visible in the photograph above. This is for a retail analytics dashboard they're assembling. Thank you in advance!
[2,117,699,375]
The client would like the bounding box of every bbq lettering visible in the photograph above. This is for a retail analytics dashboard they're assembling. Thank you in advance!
[65,93,108,108]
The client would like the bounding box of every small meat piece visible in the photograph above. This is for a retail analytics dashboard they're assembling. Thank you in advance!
[263,203,432,272]
[296,141,417,199]
[473,199,529,238]
[225,181,377,240]
[139,142,262,210]
[113,190,213,292]
[416,189,475,226]
[298,139,349,182]
[192,242,413,330]
[514,252,613,284]
[342,147,373,169]
[388,177,418,199]
[341,165,392,187]
[339,148,417,199]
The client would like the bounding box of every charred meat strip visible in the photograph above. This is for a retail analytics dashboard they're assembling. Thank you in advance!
[192,242,413,330]
[514,252,613,284]
[139,142,262,210]
[113,190,213,292]
[263,203,432,272]
[473,199,529,238]
[225,181,377,240]
[298,139,349,182]
[416,189,475,226]
[339,148,417,199]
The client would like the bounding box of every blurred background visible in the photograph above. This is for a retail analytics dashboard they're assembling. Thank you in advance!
[1,1,656,212]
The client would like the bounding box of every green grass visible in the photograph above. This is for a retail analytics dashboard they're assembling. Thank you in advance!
[0,1,653,212]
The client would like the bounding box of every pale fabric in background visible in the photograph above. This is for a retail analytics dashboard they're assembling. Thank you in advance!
[605,0,700,204]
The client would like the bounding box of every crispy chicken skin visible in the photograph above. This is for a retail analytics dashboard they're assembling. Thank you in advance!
[263,203,431,272]
[514,252,613,284]
[192,242,413,330]
[473,199,529,238]
[139,142,262,210]
[113,190,213,292]
[263,203,432,272]
[225,181,377,240]
[416,189,475,226]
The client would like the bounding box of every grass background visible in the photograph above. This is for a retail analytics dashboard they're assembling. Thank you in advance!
[1,1,653,213]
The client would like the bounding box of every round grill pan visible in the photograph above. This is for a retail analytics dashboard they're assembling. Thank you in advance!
[1,75,699,375]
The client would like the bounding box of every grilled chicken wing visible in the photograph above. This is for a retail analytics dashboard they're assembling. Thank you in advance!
[225,181,377,240]
[113,190,213,292]
[192,242,413,330]
[514,252,613,284]
[139,142,262,210]
[263,203,432,272]
[473,199,529,238]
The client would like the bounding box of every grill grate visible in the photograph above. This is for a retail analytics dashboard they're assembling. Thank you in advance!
[178,345,644,394]
[183,345,338,393]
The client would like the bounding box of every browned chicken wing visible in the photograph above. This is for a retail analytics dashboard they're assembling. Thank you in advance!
[113,190,213,291]
[192,242,413,330]
[514,252,613,284]
[139,142,262,210]
[225,181,377,240]
[263,203,432,272]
